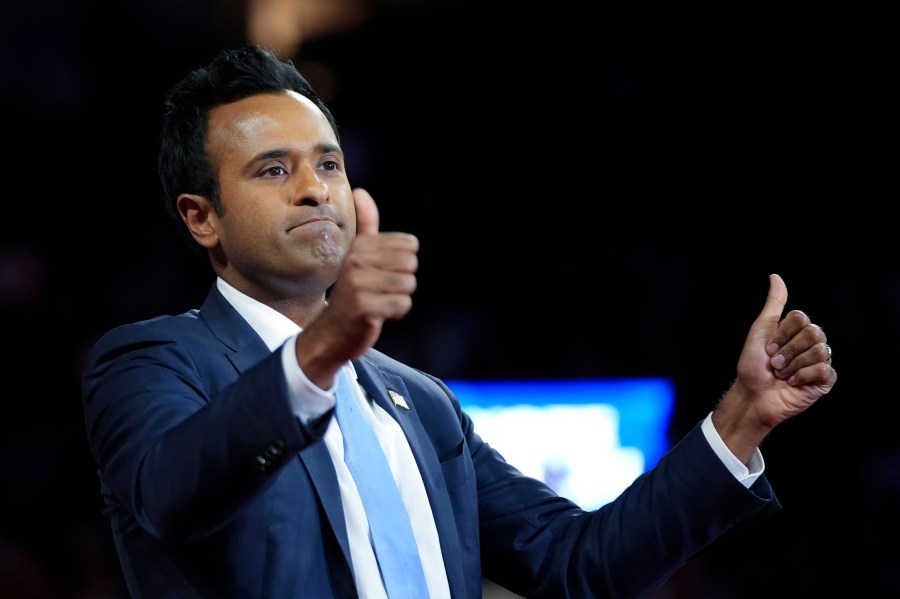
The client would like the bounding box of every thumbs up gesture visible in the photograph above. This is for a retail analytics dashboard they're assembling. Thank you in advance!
[296,188,419,388]
[712,274,837,463]
[338,186,419,333]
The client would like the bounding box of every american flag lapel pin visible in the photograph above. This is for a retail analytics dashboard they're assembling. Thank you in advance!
[387,389,409,409]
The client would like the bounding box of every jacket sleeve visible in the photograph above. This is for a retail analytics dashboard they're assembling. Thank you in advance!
[81,316,325,542]
[430,369,781,599]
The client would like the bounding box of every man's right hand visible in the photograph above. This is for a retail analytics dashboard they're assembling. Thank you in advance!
[295,187,419,389]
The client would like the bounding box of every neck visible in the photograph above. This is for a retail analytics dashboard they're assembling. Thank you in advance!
[265,295,328,328]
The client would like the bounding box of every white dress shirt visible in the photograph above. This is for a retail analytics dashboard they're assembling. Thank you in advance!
[216,277,764,597]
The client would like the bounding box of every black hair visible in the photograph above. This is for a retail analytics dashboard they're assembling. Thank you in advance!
[157,44,339,251]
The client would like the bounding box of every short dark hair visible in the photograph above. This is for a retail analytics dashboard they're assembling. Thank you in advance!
[157,44,339,251]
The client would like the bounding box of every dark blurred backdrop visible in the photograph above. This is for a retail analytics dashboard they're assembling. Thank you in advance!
[1,1,897,597]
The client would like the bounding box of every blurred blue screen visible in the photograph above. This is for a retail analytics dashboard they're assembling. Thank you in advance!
[448,378,675,510]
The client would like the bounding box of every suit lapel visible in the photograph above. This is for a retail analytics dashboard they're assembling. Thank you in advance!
[352,359,427,466]
[298,441,353,567]
[352,358,467,598]
[199,284,355,573]
[198,283,272,374]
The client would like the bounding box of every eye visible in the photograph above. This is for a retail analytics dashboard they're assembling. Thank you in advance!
[260,165,288,177]
[319,159,340,172]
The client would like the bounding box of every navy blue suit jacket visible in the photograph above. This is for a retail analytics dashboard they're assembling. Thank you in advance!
[82,284,780,598]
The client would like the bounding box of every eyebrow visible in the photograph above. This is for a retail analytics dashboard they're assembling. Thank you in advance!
[253,143,343,162]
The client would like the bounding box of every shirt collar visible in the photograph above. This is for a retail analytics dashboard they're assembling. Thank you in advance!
[216,277,300,352]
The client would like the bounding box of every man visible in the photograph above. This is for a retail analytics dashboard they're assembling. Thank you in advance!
[81,44,837,598]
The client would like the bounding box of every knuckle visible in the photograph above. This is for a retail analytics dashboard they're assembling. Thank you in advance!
[811,324,827,344]
[789,309,810,324]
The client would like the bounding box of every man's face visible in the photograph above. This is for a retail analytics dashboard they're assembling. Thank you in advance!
[203,90,354,300]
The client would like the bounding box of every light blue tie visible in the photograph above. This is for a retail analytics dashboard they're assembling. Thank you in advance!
[334,368,429,598]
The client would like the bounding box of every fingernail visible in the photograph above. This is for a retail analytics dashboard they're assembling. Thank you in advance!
[772,354,785,369]
[767,343,779,355]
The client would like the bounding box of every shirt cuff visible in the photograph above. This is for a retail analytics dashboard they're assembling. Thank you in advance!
[281,333,336,423]
[700,411,765,488]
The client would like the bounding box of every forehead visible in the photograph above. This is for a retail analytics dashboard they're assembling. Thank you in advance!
[206,90,337,155]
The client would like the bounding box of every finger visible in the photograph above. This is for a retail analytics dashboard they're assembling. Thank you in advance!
[757,273,788,326]
[786,360,837,391]
[747,273,789,359]
[353,187,380,236]
[772,317,825,369]
[772,333,828,379]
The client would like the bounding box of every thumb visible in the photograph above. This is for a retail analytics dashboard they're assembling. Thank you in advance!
[353,187,380,236]
[755,273,788,327]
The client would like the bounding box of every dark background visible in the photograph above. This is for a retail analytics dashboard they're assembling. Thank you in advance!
[1,1,897,597]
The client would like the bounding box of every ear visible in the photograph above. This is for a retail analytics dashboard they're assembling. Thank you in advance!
[177,193,219,249]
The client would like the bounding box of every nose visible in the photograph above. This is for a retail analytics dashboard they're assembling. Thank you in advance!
[292,164,329,205]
